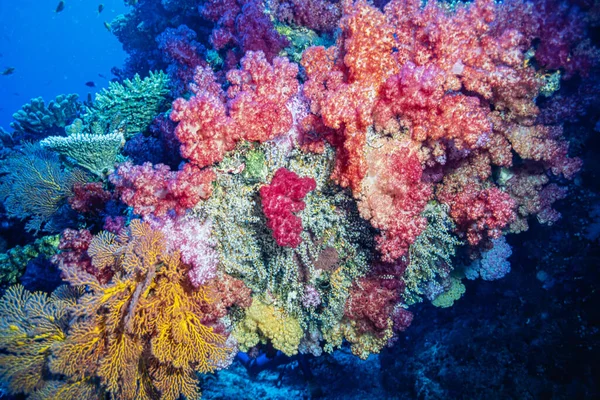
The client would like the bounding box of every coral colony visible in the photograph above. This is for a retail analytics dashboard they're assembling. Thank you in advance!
[0,0,598,399]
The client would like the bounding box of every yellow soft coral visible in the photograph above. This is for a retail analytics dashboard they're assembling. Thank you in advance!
[233,297,303,356]
[322,317,394,360]
[52,220,230,400]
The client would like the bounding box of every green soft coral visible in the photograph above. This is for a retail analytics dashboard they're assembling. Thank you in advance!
[403,203,462,305]
[431,277,466,308]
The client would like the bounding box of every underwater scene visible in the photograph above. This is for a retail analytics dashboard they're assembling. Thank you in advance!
[0,0,599,399]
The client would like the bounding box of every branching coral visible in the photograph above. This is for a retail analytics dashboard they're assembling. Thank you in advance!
[40,130,125,177]
[87,71,170,138]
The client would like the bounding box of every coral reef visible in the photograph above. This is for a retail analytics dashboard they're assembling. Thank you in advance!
[0,0,598,397]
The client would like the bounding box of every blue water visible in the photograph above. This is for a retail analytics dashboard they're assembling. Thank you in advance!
[0,0,128,130]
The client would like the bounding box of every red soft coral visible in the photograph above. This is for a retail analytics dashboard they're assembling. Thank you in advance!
[227,51,299,142]
[446,185,516,246]
[171,65,240,168]
[52,229,113,284]
[260,168,316,248]
[345,265,406,336]
[301,0,398,192]
[68,182,111,215]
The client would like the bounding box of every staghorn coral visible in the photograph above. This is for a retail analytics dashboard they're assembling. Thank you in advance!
[52,220,233,400]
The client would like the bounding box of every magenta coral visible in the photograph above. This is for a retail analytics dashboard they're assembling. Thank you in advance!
[260,168,316,248]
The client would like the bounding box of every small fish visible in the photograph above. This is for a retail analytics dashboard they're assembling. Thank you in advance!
[1,67,15,76]
[103,21,111,32]
[98,4,104,14]
[13,92,20,96]
[85,81,96,87]
[98,73,107,79]
[87,93,93,104]
[55,1,65,13]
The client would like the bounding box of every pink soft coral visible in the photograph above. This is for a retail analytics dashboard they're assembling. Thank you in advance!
[359,140,432,262]
[148,215,219,287]
[171,52,299,168]
[110,162,215,217]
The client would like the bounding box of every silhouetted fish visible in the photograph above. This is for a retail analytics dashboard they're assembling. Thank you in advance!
[85,81,96,87]
[98,73,108,79]
[55,1,65,13]
[1,67,15,76]
[98,4,104,14]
